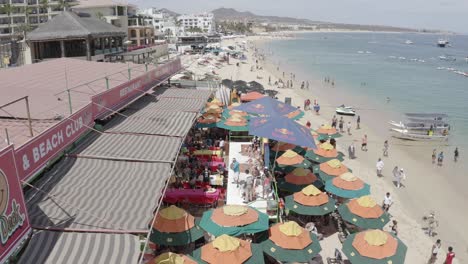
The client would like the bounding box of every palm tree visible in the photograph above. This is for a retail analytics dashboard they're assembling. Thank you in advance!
[39,0,48,17]
[0,4,13,37]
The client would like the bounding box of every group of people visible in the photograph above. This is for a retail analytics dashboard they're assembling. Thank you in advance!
[431,148,460,166]
[303,99,321,115]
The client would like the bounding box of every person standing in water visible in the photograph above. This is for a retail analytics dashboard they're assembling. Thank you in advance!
[454,147,459,162]
[383,140,389,157]
[356,115,361,129]
[432,149,437,164]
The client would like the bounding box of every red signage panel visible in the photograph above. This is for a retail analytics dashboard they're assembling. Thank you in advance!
[15,104,94,183]
[0,145,31,262]
[92,58,182,119]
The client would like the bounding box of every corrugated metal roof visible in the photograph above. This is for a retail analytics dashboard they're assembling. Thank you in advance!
[26,157,171,230]
[154,87,214,99]
[127,97,208,112]
[74,132,181,162]
[18,231,139,264]
[0,119,58,150]
[28,11,126,41]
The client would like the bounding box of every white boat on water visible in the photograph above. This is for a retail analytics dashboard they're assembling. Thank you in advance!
[390,128,449,142]
[389,120,449,131]
[336,105,356,116]
[405,40,413,45]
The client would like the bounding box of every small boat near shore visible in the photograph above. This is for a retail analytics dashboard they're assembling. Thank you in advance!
[336,105,356,116]
[389,120,449,131]
[390,128,449,142]
[390,113,450,142]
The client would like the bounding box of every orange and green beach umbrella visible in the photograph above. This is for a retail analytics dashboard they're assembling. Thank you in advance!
[196,113,221,128]
[312,159,351,182]
[285,185,336,216]
[217,116,249,131]
[261,221,322,263]
[204,104,223,114]
[316,124,342,139]
[338,196,390,229]
[325,172,370,199]
[149,252,197,264]
[191,235,264,264]
[275,149,313,171]
[149,205,204,246]
[277,167,324,192]
[199,205,269,237]
[342,229,407,264]
[305,142,344,163]
[206,98,224,107]
[285,109,305,120]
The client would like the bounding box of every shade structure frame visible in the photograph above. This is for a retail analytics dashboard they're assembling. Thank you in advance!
[324,180,371,199]
[285,195,336,216]
[277,178,324,193]
[337,203,391,229]
[149,219,205,246]
[191,242,265,264]
[199,208,269,237]
[342,232,408,264]
[261,232,322,263]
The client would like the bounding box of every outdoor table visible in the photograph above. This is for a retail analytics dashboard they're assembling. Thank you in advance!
[164,188,221,204]
[208,161,225,171]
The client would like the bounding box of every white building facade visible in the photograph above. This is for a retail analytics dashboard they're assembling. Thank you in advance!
[177,13,214,34]
[138,8,178,37]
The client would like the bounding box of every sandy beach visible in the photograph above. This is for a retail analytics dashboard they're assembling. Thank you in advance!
[181,34,466,263]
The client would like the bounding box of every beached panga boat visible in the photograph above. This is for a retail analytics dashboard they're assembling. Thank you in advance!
[390,128,449,142]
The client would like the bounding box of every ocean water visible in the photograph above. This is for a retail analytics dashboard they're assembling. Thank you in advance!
[260,32,468,145]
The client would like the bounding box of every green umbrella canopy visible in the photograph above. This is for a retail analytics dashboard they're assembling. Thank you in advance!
[199,205,269,237]
[285,187,336,216]
[342,230,407,264]
[337,196,390,229]
[324,173,371,199]
[305,150,345,164]
[149,219,204,246]
[216,117,249,131]
[261,221,322,263]
[318,132,342,139]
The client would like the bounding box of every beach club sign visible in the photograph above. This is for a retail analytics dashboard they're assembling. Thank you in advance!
[15,104,94,183]
[92,57,182,119]
[0,145,31,263]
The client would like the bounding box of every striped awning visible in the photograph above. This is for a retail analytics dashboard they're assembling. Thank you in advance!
[26,158,171,230]
[105,110,197,137]
[18,231,139,264]
[74,132,181,162]
[154,88,214,99]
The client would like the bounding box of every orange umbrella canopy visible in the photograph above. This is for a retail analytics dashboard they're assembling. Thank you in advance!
[347,196,385,219]
[153,205,195,233]
[352,230,398,259]
[241,91,265,102]
[319,159,349,176]
[224,116,248,126]
[151,252,197,264]
[316,124,338,135]
[197,114,220,124]
[228,102,242,110]
[285,168,318,185]
[332,172,365,191]
[313,142,338,157]
[200,235,253,264]
[293,185,330,207]
[211,205,258,227]
[206,98,224,107]
[269,221,313,250]
[271,142,296,152]
[276,150,305,165]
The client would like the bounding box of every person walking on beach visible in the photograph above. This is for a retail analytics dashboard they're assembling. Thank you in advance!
[301,81,305,89]
[383,140,389,157]
[356,115,361,129]
[382,192,393,212]
[338,117,344,133]
[454,147,459,162]
[376,158,384,177]
[306,121,311,129]
[428,239,442,264]
[432,149,437,164]
[331,115,337,128]
[437,151,444,166]
[395,168,406,188]
[231,158,240,186]
[314,103,320,115]
[444,247,455,264]
[348,143,356,159]
[306,81,309,89]
[361,134,368,151]
[268,76,271,85]
[244,170,254,203]
[346,121,352,135]
[390,220,398,236]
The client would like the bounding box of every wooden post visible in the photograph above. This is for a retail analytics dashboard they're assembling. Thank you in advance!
[24,96,34,137]
[5,128,10,145]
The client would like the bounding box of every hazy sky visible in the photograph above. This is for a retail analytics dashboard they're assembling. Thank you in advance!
[133,0,468,33]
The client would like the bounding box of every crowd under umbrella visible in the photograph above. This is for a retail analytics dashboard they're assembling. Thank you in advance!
[316,124,342,139]
[305,142,345,163]
[149,252,197,264]
[149,205,204,246]
[337,196,391,230]
[233,96,299,117]
[313,159,351,182]
[191,235,264,264]
[277,167,324,193]
[325,172,371,199]
[285,185,336,216]
[199,205,269,237]
[261,221,322,263]
[342,229,407,264]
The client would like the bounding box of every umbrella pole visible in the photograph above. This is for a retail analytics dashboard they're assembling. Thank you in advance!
[271,146,281,223]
